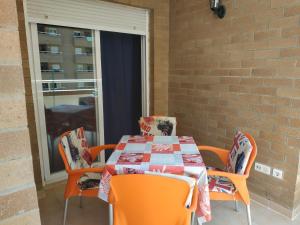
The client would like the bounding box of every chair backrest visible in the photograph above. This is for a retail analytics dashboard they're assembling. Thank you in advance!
[243,133,257,177]
[139,116,177,136]
[58,131,72,173]
[58,127,92,173]
[109,174,191,225]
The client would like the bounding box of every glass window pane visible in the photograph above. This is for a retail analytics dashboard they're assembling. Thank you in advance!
[37,24,98,174]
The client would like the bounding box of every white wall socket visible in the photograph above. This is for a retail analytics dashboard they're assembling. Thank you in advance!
[272,168,284,179]
[255,162,271,175]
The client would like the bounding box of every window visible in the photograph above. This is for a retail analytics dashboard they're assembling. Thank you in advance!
[51,64,61,72]
[47,27,58,35]
[41,62,49,71]
[87,64,93,72]
[37,24,46,33]
[86,48,92,55]
[42,83,49,90]
[39,44,47,52]
[75,48,82,55]
[84,31,91,37]
[76,64,84,71]
[73,31,81,37]
[50,46,59,54]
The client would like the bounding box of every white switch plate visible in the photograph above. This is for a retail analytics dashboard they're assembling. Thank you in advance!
[255,162,271,175]
[272,168,284,179]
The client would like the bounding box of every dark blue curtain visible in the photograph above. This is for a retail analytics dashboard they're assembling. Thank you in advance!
[100,31,142,159]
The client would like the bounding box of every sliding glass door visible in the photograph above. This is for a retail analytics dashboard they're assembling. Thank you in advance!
[30,23,148,183]
[31,24,102,181]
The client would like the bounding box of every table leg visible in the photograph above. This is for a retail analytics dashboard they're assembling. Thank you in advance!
[109,204,113,225]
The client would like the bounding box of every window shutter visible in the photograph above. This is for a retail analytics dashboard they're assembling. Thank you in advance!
[26,0,148,35]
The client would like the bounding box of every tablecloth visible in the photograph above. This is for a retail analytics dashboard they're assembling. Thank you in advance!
[98,135,211,223]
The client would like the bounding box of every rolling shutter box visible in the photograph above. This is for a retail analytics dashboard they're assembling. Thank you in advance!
[26,0,148,35]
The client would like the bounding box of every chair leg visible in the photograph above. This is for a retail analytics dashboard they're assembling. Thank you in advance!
[191,212,195,225]
[109,204,113,225]
[63,199,69,225]
[246,204,252,225]
[79,196,83,208]
[234,200,239,212]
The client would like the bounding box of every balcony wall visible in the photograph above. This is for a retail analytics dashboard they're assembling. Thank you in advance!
[74,55,93,64]
[40,52,63,63]
[41,71,65,80]
[169,0,300,218]
[0,0,41,224]
[76,71,95,79]
[73,37,92,48]
[38,33,61,45]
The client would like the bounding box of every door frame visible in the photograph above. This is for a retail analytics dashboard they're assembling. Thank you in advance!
[26,16,150,184]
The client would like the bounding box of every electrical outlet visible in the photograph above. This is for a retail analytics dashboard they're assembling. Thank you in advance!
[272,168,284,179]
[255,162,271,175]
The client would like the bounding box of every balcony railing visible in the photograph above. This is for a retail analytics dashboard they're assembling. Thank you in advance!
[73,35,92,39]
[41,79,97,93]
[40,51,63,55]
[38,31,61,37]
[76,69,93,72]
[41,69,64,73]
[75,52,92,56]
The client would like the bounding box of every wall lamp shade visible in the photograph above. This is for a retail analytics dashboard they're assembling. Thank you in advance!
[210,0,226,19]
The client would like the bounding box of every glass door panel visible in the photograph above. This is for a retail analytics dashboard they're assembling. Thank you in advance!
[37,24,98,174]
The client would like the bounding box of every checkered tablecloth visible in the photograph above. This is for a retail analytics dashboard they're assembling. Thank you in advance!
[98,135,211,223]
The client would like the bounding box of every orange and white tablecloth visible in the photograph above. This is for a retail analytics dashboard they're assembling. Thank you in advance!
[98,135,211,223]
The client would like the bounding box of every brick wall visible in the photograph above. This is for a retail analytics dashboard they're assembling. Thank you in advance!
[295,160,300,215]
[23,0,170,188]
[169,0,300,214]
[0,0,41,224]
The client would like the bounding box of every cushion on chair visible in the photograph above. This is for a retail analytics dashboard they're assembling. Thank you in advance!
[61,127,92,169]
[77,162,104,190]
[225,131,253,175]
[77,172,101,190]
[139,116,177,136]
[208,175,236,194]
[206,166,223,171]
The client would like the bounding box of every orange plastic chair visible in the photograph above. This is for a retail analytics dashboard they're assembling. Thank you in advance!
[108,174,199,225]
[198,133,257,225]
[58,131,116,225]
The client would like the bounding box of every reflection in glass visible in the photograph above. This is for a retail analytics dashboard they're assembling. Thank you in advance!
[37,24,98,174]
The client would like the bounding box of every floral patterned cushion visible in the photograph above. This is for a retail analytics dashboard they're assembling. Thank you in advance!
[208,175,236,194]
[77,172,101,190]
[77,162,104,190]
[225,131,253,175]
[61,127,92,170]
[139,116,177,136]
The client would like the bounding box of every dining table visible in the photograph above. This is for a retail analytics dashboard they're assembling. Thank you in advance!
[98,135,211,224]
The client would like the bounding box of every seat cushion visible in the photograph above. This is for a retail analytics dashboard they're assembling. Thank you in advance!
[208,175,236,194]
[206,166,223,171]
[77,161,103,190]
[61,127,92,169]
[225,131,253,175]
[77,172,101,190]
[139,116,177,136]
